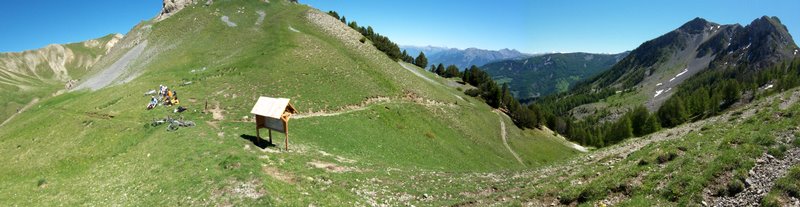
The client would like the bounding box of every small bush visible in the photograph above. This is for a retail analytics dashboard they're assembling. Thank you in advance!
[558,186,583,204]
[464,88,481,97]
[726,179,745,196]
[774,167,800,197]
[754,134,776,146]
[761,193,782,207]
[37,178,47,188]
[793,134,800,147]
[359,37,366,43]
[768,144,788,159]
[656,152,678,164]
[638,159,649,166]
[424,131,436,139]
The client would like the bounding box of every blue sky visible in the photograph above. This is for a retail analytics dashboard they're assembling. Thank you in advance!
[0,1,161,52]
[306,0,800,54]
[0,0,798,54]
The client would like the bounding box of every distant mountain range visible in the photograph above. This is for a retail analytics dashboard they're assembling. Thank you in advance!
[482,52,629,99]
[400,46,530,69]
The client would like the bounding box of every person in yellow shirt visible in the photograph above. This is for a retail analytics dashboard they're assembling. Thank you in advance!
[164,90,174,105]
[171,90,180,105]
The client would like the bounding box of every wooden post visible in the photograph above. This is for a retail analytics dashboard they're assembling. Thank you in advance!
[284,119,289,150]
[268,129,272,144]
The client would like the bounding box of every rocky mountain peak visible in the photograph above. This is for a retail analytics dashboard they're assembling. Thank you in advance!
[678,17,715,34]
[747,16,790,38]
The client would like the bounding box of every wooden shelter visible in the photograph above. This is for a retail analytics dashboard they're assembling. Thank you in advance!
[250,97,297,150]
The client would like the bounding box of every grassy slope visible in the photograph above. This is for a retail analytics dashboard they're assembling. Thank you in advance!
[0,1,578,206]
[420,87,800,206]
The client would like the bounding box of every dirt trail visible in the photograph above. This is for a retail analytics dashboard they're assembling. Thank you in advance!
[293,97,390,119]
[293,106,371,119]
[294,94,454,119]
[0,98,39,127]
[399,62,443,86]
[496,112,524,166]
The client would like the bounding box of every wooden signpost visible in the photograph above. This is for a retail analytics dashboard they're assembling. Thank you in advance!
[250,97,297,150]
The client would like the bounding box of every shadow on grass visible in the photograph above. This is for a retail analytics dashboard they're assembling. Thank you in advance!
[240,134,276,149]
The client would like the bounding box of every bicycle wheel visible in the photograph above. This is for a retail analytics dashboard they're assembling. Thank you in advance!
[167,123,179,131]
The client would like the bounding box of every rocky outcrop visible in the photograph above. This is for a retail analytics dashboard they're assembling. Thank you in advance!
[0,34,122,84]
[711,132,800,206]
[155,0,197,22]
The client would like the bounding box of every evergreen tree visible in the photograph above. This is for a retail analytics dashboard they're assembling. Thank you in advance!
[642,115,661,135]
[528,104,545,126]
[327,11,340,20]
[500,83,511,108]
[461,67,472,82]
[435,63,445,76]
[414,52,428,68]
[629,105,650,137]
[658,96,688,128]
[401,50,414,63]
[606,116,633,144]
[721,80,741,108]
[366,26,374,37]
[348,21,359,30]
[445,65,460,78]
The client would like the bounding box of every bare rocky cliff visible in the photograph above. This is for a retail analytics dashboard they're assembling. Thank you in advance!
[0,34,123,85]
[156,0,218,21]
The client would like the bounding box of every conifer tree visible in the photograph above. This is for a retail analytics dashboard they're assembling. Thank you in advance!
[435,63,445,76]
[606,116,633,144]
[629,105,650,137]
[445,65,460,78]
[414,52,428,68]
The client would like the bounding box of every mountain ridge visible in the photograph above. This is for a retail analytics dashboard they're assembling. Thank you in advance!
[401,45,530,69]
[553,15,798,117]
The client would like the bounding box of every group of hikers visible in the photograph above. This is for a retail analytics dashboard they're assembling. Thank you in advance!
[147,84,181,110]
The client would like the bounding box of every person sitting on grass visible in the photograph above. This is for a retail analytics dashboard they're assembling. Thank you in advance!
[164,90,174,106]
[171,91,180,105]
[147,96,158,110]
